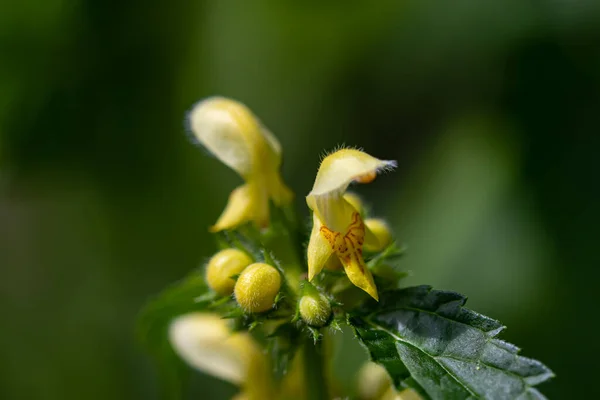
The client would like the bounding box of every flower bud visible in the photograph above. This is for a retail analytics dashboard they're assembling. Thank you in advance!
[364,218,393,252]
[234,263,281,313]
[206,248,253,296]
[343,192,364,214]
[299,292,332,327]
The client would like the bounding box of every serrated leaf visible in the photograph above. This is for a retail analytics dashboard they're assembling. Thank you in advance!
[349,286,553,400]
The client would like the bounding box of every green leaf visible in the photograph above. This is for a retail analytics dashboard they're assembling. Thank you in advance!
[137,271,214,347]
[136,270,215,398]
[349,286,553,400]
[266,322,301,381]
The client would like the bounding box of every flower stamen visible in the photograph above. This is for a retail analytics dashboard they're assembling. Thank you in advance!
[354,171,377,184]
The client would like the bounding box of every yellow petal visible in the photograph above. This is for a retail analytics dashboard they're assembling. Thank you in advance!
[188,97,283,177]
[259,126,283,162]
[343,192,364,215]
[211,184,252,232]
[341,253,378,301]
[168,313,258,384]
[307,149,395,230]
[320,212,379,300]
[211,183,269,232]
[307,148,395,198]
[307,213,334,280]
[188,98,256,178]
[266,170,294,206]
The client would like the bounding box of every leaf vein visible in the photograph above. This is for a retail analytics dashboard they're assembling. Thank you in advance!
[365,318,479,398]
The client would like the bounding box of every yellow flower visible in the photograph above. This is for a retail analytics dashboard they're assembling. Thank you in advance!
[169,313,274,400]
[306,149,396,300]
[188,97,293,231]
[169,312,305,400]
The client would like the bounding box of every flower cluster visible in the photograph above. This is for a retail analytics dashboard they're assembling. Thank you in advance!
[161,97,410,400]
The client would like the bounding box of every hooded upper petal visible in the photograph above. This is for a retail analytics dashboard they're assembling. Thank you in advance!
[188,97,258,178]
[307,149,395,230]
[308,149,395,198]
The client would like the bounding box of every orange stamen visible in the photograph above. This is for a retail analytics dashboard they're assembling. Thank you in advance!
[354,171,377,184]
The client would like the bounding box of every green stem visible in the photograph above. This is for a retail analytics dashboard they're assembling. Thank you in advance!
[303,338,328,400]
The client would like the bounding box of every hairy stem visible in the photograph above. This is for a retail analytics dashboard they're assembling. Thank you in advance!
[303,338,328,400]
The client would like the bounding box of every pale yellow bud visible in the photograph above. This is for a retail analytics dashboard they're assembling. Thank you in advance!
[364,218,393,252]
[206,249,253,296]
[299,293,332,327]
[234,263,281,313]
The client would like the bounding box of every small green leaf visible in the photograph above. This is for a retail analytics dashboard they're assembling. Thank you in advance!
[349,286,553,399]
[366,242,406,268]
[137,271,213,347]
[366,242,409,289]
[136,271,214,397]
[266,322,301,381]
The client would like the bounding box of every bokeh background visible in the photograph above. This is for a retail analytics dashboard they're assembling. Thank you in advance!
[2,1,599,399]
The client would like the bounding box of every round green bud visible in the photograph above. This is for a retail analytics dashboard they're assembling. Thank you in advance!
[299,292,332,327]
[364,218,393,252]
[234,263,281,313]
[206,248,253,296]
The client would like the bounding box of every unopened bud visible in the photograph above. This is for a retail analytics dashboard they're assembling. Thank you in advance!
[364,218,393,252]
[234,263,281,313]
[299,292,332,327]
[206,249,253,296]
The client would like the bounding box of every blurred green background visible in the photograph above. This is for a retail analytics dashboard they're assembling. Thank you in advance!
[2,1,599,399]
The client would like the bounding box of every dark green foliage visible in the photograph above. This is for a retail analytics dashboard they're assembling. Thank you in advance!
[137,271,214,398]
[350,286,553,399]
